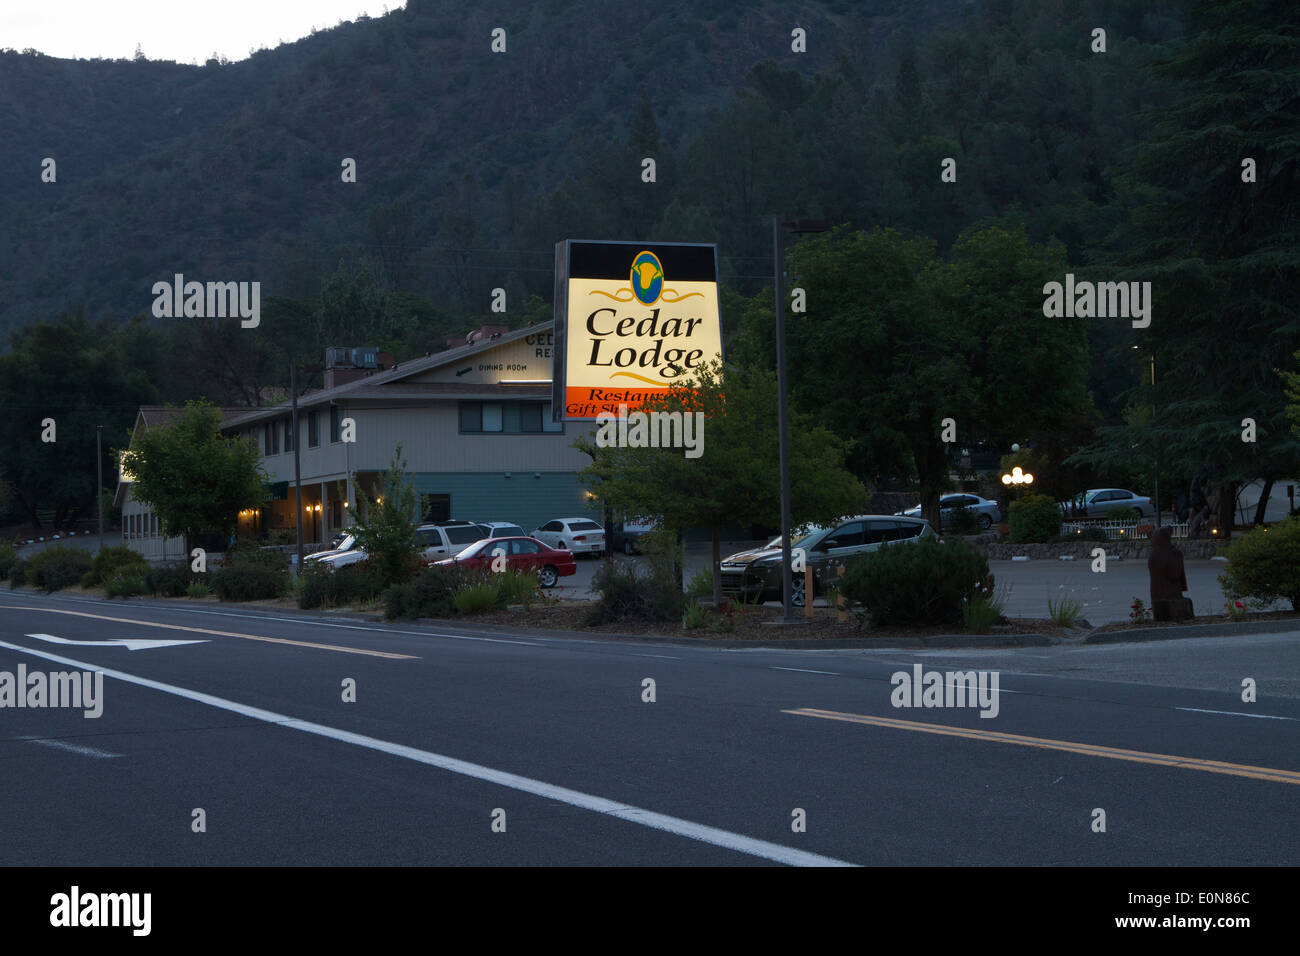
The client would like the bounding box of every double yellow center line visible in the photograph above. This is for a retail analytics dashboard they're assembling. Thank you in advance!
[784,707,1300,786]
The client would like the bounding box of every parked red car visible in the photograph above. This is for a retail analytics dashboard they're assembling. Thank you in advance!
[431,536,577,588]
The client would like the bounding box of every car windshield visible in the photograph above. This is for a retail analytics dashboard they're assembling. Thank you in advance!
[446,525,487,544]
[495,525,524,537]
[764,529,824,550]
[454,539,495,558]
[570,521,602,531]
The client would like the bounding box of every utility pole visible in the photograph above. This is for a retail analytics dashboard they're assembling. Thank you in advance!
[96,425,104,553]
[291,364,305,572]
[774,216,795,622]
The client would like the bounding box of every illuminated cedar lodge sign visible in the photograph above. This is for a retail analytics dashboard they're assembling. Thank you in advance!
[553,240,722,420]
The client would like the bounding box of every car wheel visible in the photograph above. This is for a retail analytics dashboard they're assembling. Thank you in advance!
[979,514,992,530]
[623,538,634,555]
[538,566,558,588]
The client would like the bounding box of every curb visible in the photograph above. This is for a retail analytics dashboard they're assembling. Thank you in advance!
[1083,617,1300,644]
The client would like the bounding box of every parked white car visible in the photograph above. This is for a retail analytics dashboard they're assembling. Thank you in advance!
[531,517,605,556]
[314,548,369,570]
[304,533,357,564]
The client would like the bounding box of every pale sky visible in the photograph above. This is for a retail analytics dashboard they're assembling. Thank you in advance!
[0,1,406,64]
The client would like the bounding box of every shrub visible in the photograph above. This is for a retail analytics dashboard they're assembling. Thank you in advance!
[25,545,94,592]
[948,505,982,536]
[684,564,714,599]
[1047,595,1083,627]
[496,568,541,607]
[1109,507,1142,522]
[384,567,458,620]
[681,598,706,629]
[186,581,212,599]
[211,547,290,602]
[8,559,28,588]
[1008,493,1061,543]
[86,545,149,587]
[1217,516,1300,610]
[297,561,384,609]
[1059,526,1109,542]
[147,562,194,597]
[453,580,502,615]
[840,538,993,628]
[0,542,18,580]
[962,595,1002,633]
[104,573,147,599]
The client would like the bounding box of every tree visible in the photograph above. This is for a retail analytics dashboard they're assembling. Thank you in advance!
[351,445,420,587]
[0,311,160,527]
[1079,0,1300,534]
[120,401,268,556]
[576,360,868,604]
[782,224,1089,532]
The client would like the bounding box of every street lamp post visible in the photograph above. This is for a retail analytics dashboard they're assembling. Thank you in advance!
[1134,346,1159,527]
[291,364,305,571]
[773,216,831,622]
[96,424,104,553]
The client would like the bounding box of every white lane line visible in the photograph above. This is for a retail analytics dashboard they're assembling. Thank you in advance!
[21,737,122,759]
[0,640,854,867]
[4,596,541,646]
[770,666,840,676]
[632,653,682,660]
[1176,707,1297,721]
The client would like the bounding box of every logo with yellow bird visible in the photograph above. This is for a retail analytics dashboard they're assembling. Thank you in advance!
[630,251,664,306]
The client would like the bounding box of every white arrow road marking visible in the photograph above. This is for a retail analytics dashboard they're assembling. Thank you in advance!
[24,633,208,651]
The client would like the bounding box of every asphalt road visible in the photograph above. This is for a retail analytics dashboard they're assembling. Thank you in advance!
[1,590,1297,866]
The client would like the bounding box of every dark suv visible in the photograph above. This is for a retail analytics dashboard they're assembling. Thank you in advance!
[719,515,936,606]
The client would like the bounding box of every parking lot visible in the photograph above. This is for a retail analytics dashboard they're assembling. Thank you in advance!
[550,543,1259,625]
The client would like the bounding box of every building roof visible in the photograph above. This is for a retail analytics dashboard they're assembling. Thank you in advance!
[219,321,554,431]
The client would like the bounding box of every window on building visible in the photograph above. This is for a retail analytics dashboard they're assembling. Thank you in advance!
[330,405,342,442]
[284,418,294,453]
[265,422,279,455]
[459,401,564,434]
[308,411,320,447]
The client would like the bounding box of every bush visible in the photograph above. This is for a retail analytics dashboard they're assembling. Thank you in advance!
[186,581,212,599]
[496,568,542,607]
[1218,517,1300,610]
[1059,526,1109,542]
[0,542,18,580]
[1008,493,1061,543]
[86,545,149,587]
[384,567,458,620]
[948,505,983,536]
[25,545,94,592]
[8,559,28,588]
[962,595,1002,633]
[1109,507,1142,522]
[839,538,993,628]
[684,564,714,599]
[297,560,385,609]
[147,562,194,597]
[453,579,502,615]
[104,573,147,599]
[681,598,706,629]
[1047,595,1083,627]
[211,547,290,602]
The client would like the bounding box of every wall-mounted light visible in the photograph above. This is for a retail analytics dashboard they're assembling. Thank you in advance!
[534,472,541,479]
[504,472,512,479]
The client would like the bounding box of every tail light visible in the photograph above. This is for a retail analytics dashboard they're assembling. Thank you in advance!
[574,534,586,541]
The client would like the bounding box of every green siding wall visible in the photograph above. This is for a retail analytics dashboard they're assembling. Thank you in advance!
[411,472,599,534]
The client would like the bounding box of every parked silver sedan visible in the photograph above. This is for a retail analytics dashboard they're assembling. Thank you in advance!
[896,494,1001,530]
[1060,488,1154,518]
